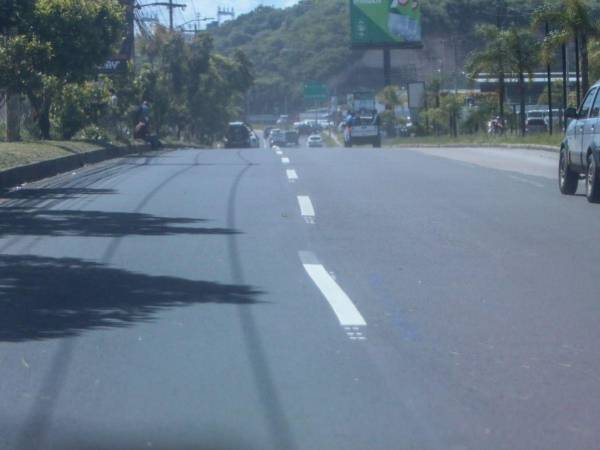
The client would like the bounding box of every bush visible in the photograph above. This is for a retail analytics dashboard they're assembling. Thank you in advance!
[77,124,111,142]
[51,80,113,140]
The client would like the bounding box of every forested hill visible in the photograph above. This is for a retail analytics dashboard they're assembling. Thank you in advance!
[212,1,352,115]
[210,0,598,114]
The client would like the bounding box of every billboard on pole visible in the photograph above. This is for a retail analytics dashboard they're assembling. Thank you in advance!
[350,0,422,49]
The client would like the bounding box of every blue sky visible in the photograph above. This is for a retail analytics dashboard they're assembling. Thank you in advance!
[137,1,300,29]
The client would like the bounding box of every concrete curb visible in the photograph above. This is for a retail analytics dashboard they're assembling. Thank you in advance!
[0,142,153,190]
[386,142,559,153]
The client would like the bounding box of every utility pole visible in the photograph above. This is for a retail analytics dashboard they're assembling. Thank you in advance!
[545,22,553,135]
[137,1,185,31]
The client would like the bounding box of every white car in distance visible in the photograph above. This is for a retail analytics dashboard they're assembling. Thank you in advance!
[307,134,323,148]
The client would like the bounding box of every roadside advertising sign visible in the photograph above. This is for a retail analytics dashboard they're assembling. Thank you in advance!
[350,0,422,49]
[408,82,425,109]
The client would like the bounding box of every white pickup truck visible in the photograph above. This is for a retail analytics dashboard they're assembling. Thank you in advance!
[344,113,382,148]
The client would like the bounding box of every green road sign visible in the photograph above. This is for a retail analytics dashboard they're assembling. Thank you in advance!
[304,82,328,101]
[350,0,422,49]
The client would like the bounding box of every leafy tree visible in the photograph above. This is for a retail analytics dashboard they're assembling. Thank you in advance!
[536,80,578,107]
[133,27,253,144]
[51,79,114,140]
[421,93,464,136]
[504,27,540,135]
[590,38,600,81]
[377,86,406,136]
[34,0,125,82]
[0,35,52,96]
[466,25,510,126]
[0,0,126,139]
[33,0,125,138]
[377,86,404,109]
[462,94,498,134]
[533,0,600,97]
[0,0,36,33]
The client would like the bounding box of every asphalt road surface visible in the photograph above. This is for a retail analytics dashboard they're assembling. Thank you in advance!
[1,143,599,450]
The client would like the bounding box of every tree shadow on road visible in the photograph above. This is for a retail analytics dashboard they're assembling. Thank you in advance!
[0,254,263,342]
[0,188,116,200]
[0,208,240,237]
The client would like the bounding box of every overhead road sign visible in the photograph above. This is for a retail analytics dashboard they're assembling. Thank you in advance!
[304,82,329,101]
[350,0,423,49]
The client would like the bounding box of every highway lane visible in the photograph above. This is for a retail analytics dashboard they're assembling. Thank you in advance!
[1,144,599,450]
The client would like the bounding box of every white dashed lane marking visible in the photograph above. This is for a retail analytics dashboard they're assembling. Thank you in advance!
[286,169,298,182]
[299,251,367,331]
[281,157,290,164]
[297,195,315,223]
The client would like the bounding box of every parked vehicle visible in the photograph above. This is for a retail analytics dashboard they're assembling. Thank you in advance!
[527,108,561,128]
[224,122,253,148]
[559,79,600,202]
[525,118,548,134]
[307,134,323,148]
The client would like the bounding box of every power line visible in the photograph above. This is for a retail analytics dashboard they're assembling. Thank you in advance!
[137,1,186,31]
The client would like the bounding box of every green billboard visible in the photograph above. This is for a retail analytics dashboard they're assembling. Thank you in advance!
[350,0,422,48]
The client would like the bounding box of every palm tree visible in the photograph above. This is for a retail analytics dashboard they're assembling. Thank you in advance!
[533,0,600,102]
[466,24,510,129]
[504,27,541,136]
[590,38,600,80]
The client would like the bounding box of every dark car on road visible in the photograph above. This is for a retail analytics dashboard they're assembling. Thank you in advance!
[285,130,300,147]
[559,79,600,202]
[224,122,253,148]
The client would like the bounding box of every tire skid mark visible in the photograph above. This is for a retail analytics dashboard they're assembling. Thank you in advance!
[228,150,297,450]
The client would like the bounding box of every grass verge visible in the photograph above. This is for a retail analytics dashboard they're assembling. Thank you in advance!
[321,132,339,147]
[0,140,130,172]
[386,133,562,148]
